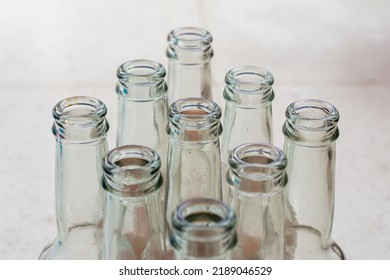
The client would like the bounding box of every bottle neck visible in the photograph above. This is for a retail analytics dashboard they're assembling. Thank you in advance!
[226,143,287,260]
[55,138,108,240]
[166,27,213,104]
[165,99,223,230]
[167,60,213,105]
[283,137,336,247]
[51,96,110,241]
[117,95,168,149]
[101,145,165,260]
[115,60,168,176]
[103,191,164,260]
[221,66,275,167]
[221,102,273,162]
[282,99,339,248]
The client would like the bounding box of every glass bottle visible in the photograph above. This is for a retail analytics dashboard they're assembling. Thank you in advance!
[226,143,287,260]
[39,96,109,260]
[165,97,223,256]
[166,27,214,105]
[170,198,237,260]
[101,145,165,260]
[221,66,275,202]
[116,59,168,201]
[282,99,345,259]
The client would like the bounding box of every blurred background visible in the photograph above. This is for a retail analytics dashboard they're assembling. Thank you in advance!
[0,0,389,259]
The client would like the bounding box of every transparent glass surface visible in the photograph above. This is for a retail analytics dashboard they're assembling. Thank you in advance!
[221,66,275,202]
[282,99,344,259]
[170,198,236,260]
[165,98,223,257]
[227,143,287,259]
[116,59,168,204]
[102,145,165,260]
[39,96,109,260]
[166,27,214,105]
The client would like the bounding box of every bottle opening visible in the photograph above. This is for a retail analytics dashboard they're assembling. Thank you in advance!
[103,145,162,196]
[117,59,166,85]
[228,143,287,194]
[53,96,107,126]
[170,198,237,258]
[185,212,223,225]
[169,98,221,126]
[225,66,274,92]
[114,157,149,169]
[286,99,339,131]
[168,27,212,49]
[172,198,236,239]
[106,145,159,172]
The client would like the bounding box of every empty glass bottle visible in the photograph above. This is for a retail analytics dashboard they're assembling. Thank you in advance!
[221,66,275,202]
[39,96,109,260]
[165,98,223,256]
[166,27,214,105]
[227,143,287,260]
[116,59,168,200]
[170,198,237,260]
[101,145,165,260]
[282,99,345,259]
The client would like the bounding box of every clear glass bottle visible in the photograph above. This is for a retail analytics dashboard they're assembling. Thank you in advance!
[227,143,287,260]
[166,27,214,105]
[170,198,237,260]
[102,145,165,260]
[165,97,223,256]
[282,99,345,260]
[39,96,109,260]
[221,66,275,202]
[116,59,168,200]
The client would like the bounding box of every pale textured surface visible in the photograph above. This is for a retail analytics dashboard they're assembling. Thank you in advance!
[0,0,389,259]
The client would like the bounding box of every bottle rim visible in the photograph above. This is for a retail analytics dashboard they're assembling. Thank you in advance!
[225,66,274,92]
[171,198,236,242]
[285,99,339,131]
[169,97,222,128]
[228,142,287,195]
[52,96,107,127]
[168,26,212,49]
[116,59,166,86]
[102,145,162,197]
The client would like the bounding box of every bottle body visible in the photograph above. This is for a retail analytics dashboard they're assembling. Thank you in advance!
[166,27,214,105]
[39,96,109,260]
[165,98,223,257]
[102,145,165,260]
[170,198,237,260]
[227,143,287,260]
[282,99,344,259]
[116,59,168,203]
[221,66,275,202]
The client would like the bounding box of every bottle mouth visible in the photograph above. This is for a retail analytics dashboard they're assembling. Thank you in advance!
[53,96,107,127]
[285,99,339,131]
[225,66,274,92]
[102,145,162,197]
[223,66,274,107]
[168,27,212,50]
[116,59,166,86]
[169,98,221,129]
[171,198,237,256]
[228,142,287,194]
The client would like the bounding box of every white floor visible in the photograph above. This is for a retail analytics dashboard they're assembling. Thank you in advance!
[0,0,389,259]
